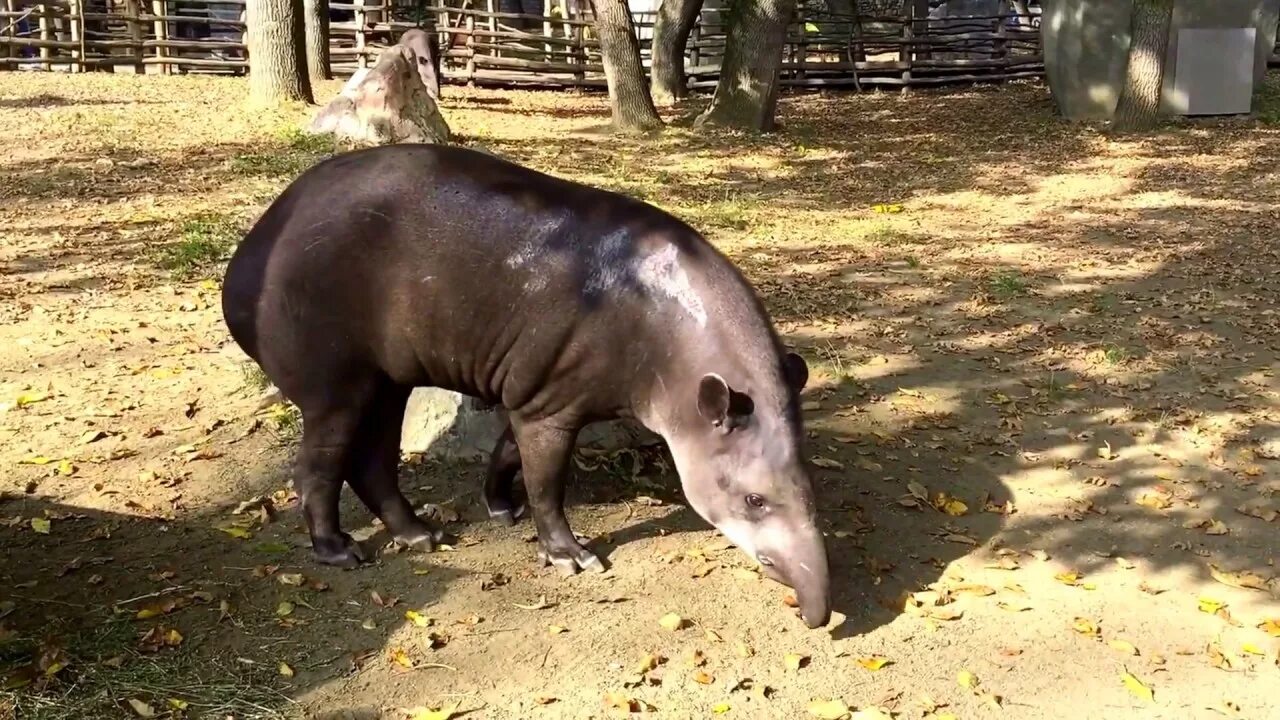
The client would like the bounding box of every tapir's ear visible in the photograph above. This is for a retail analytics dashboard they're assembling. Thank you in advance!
[783,352,809,392]
[698,374,754,428]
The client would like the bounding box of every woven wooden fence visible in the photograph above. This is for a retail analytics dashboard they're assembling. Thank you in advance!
[2,0,1279,90]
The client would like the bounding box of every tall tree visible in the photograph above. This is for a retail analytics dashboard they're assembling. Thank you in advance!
[589,0,663,131]
[650,0,704,106]
[695,0,797,132]
[246,0,315,104]
[303,0,331,82]
[1112,0,1174,132]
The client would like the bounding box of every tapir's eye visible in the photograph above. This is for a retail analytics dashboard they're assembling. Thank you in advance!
[745,493,766,509]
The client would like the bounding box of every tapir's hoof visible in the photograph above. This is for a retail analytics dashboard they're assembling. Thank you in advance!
[392,522,446,552]
[485,500,527,527]
[313,533,367,568]
[537,544,605,577]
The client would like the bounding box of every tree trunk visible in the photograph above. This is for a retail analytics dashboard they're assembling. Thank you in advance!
[247,0,314,104]
[1112,0,1174,132]
[589,0,663,132]
[650,0,704,106]
[695,0,797,132]
[303,0,331,82]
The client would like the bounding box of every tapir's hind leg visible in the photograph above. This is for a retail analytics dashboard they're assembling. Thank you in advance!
[293,392,374,568]
[511,418,603,577]
[483,423,526,526]
[346,381,444,551]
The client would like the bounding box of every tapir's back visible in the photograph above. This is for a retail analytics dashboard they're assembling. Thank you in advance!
[222,144,761,413]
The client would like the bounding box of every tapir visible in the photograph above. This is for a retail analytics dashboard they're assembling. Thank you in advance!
[220,144,832,628]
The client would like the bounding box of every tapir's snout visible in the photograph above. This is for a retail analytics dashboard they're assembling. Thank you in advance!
[757,524,831,629]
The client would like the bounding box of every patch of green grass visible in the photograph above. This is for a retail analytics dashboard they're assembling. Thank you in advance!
[158,213,241,279]
[231,127,336,178]
[904,254,921,269]
[1103,344,1130,365]
[263,402,302,442]
[1257,75,1280,125]
[987,271,1028,301]
[0,616,290,720]
[241,363,271,393]
[693,198,753,231]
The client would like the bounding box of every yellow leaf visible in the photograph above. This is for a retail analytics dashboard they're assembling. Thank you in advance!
[635,653,661,674]
[704,628,723,643]
[126,698,156,717]
[871,203,904,214]
[735,641,754,658]
[941,498,968,516]
[1205,520,1229,536]
[390,647,414,669]
[220,527,252,539]
[163,629,183,646]
[405,610,432,628]
[808,699,852,719]
[1259,619,1280,637]
[693,669,715,684]
[533,695,557,705]
[856,656,891,671]
[30,518,51,535]
[1120,670,1154,703]
[957,670,979,689]
[15,391,51,407]
[277,573,305,586]
[659,612,685,631]
[278,662,294,678]
[407,703,458,720]
[1072,618,1100,636]
[548,625,567,635]
[1054,571,1081,586]
[713,701,732,714]
[1241,643,1265,656]
[1108,639,1139,656]
[56,460,76,476]
[784,653,807,671]
[1198,597,1227,615]
[19,455,57,465]
[166,699,189,711]
[275,601,294,617]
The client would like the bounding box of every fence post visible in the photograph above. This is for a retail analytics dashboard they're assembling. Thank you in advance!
[994,13,1007,64]
[574,2,584,84]
[464,12,475,85]
[485,0,495,59]
[124,0,143,72]
[151,0,169,74]
[69,0,83,72]
[543,0,552,64]
[354,0,367,68]
[4,0,16,64]
[37,3,51,70]
[794,3,805,83]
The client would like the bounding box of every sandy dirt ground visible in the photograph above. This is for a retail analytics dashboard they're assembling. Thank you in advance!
[1,72,1279,720]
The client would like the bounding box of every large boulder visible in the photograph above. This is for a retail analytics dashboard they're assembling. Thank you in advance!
[308,44,451,146]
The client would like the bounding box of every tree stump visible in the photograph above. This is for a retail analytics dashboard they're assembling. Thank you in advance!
[308,44,451,146]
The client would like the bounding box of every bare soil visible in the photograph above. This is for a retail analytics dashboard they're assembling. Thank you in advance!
[2,72,1279,720]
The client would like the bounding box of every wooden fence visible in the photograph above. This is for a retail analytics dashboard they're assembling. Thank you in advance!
[2,0,1279,91]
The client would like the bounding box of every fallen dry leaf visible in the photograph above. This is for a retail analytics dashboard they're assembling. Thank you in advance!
[513,595,553,610]
[30,518,50,535]
[278,662,294,678]
[1120,669,1154,703]
[1072,618,1100,637]
[659,612,686,631]
[784,653,808,671]
[1258,619,1280,637]
[125,698,156,717]
[406,704,458,720]
[712,701,731,714]
[808,699,852,719]
[693,669,715,685]
[856,656,892,671]
[404,610,432,628]
[1208,564,1269,591]
[548,625,567,635]
[957,670,979,689]
[1108,639,1139,656]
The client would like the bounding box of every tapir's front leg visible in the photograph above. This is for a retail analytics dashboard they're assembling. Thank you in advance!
[510,418,604,576]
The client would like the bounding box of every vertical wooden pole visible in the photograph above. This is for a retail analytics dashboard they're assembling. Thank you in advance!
[354,0,367,68]
[794,3,805,83]
[485,0,494,60]
[687,7,698,71]
[911,0,929,62]
[38,3,52,70]
[69,0,83,72]
[151,0,168,74]
[124,0,143,72]
[572,1,583,84]
[899,10,911,86]
[464,12,474,85]
[994,14,1007,65]
[542,0,551,64]
[4,0,16,64]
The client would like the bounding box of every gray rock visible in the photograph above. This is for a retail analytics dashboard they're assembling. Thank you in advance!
[399,387,663,460]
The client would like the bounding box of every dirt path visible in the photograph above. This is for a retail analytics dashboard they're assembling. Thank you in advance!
[2,73,1279,720]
